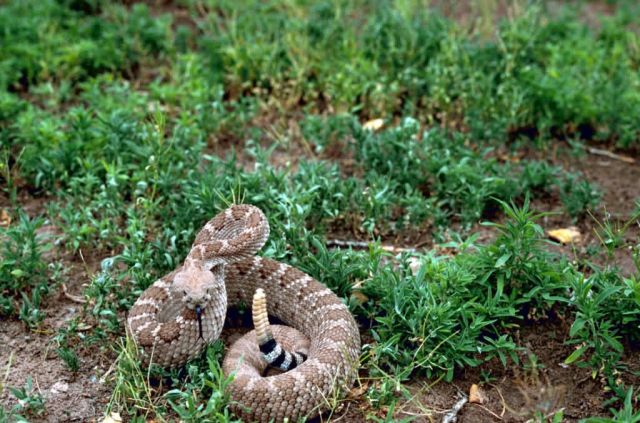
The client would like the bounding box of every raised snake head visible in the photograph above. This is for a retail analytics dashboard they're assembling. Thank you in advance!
[171,261,225,311]
[171,261,226,339]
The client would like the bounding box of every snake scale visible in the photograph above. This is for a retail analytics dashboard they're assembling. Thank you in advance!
[127,204,361,422]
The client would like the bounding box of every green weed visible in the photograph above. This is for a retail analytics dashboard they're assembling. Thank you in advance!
[584,388,640,423]
[560,173,602,219]
[165,342,239,423]
[107,335,236,422]
[56,347,81,373]
[0,211,51,327]
[7,377,46,419]
[363,200,565,381]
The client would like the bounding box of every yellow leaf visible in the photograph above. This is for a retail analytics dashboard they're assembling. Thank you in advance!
[0,209,10,227]
[363,118,384,131]
[469,383,485,404]
[103,413,122,423]
[547,227,581,244]
[409,257,421,275]
[351,290,368,305]
[348,381,368,398]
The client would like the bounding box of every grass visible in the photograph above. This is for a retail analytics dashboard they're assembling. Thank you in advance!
[1,0,639,421]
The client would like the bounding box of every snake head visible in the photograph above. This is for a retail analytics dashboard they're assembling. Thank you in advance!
[172,261,226,311]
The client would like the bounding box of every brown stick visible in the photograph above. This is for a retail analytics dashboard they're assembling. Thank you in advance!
[442,394,468,423]
[586,147,635,164]
[326,239,417,254]
[62,284,86,304]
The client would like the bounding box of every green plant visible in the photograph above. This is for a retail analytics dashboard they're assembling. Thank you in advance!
[562,268,636,381]
[165,342,239,422]
[106,335,167,420]
[56,347,81,373]
[362,200,565,381]
[107,336,237,422]
[0,210,50,327]
[590,210,639,259]
[520,161,559,194]
[583,388,640,423]
[560,173,602,218]
[8,377,46,418]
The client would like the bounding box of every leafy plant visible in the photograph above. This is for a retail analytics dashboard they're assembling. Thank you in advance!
[363,200,563,381]
[0,210,50,327]
[560,172,602,218]
[165,342,240,423]
[583,388,640,423]
[8,377,46,418]
[56,347,81,373]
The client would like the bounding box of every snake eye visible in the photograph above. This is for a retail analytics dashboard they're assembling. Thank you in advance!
[182,289,187,296]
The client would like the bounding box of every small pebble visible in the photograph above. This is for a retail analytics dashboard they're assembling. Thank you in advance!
[50,381,69,394]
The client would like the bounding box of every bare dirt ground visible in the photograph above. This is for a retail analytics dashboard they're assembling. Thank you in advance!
[0,304,111,422]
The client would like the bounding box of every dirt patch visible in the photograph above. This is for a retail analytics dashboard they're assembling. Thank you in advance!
[0,266,110,423]
[547,147,640,276]
[389,319,638,423]
[431,0,619,32]
[0,200,109,422]
[559,148,640,218]
[0,317,111,422]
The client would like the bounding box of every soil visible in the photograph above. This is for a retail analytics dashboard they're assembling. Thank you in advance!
[396,319,640,423]
[0,308,111,422]
[0,244,110,422]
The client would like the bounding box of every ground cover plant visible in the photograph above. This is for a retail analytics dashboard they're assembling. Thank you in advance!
[1,0,640,421]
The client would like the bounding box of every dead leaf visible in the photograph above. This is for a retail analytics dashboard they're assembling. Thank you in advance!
[77,323,93,331]
[497,154,521,163]
[102,412,122,423]
[0,209,10,227]
[351,290,369,305]
[348,381,369,398]
[547,227,581,244]
[409,257,421,275]
[363,118,384,131]
[469,383,486,404]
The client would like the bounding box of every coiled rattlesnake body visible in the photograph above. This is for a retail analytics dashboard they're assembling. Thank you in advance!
[127,205,360,422]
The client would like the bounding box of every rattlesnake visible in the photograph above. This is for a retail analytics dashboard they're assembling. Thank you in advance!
[127,204,361,422]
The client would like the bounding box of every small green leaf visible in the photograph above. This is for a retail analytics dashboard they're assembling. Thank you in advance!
[569,318,587,337]
[564,345,588,365]
[601,333,624,353]
[495,253,511,268]
[552,410,564,423]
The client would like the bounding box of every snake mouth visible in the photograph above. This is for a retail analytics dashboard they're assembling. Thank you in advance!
[195,305,204,340]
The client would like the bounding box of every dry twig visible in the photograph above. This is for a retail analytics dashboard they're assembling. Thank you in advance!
[326,239,417,254]
[442,393,468,423]
[490,383,507,417]
[586,146,635,164]
[62,283,87,304]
